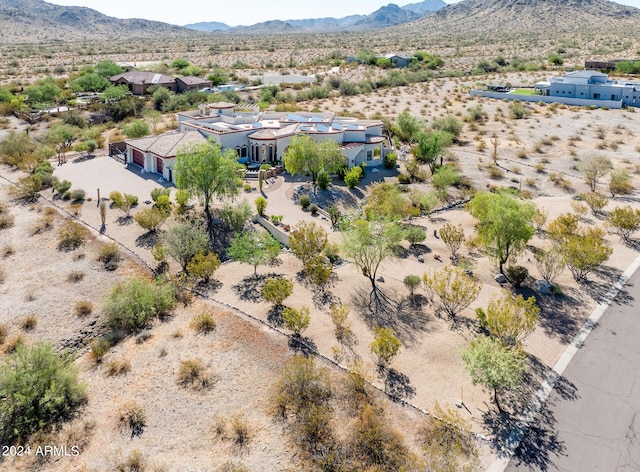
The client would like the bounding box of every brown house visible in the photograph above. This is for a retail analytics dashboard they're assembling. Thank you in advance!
[176,76,213,93]
[109,71,177,95]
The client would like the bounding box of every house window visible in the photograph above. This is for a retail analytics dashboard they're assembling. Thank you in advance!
[594,93,600,99]
[366,150,373,161]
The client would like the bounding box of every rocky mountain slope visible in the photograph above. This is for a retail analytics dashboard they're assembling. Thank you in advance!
[0,0,198,43]
[392,0,640,37]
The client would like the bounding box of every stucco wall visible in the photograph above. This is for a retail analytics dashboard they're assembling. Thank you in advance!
[470,90,623,109]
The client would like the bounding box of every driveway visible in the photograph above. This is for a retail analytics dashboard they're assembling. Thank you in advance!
[52,152,172,202]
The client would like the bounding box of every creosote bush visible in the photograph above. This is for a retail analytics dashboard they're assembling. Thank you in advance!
[57,221,90,250]
[74,300,93,316]
[102,277,176,333]
[0,343,87,444]
[190,312,217,334]
[96,242,122,271]
[20,314,37,330]
[177,359,211,390]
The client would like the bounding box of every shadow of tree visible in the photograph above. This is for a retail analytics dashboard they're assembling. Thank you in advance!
[350,286,431,346]
[135,230,160,249]
[232,273,279,303]
[586,264,634,306]
[288,335,318,357]
[194,278,222,296]
[378,365,416,400]
[116,215,133,226]
[534,287,583,344]
[267,304,284,327]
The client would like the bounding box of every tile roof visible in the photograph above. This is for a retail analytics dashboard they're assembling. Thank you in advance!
[176,76,211,86]
[126,131,207,158]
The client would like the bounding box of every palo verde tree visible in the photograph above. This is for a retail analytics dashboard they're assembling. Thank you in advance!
[227,230,281,276]
[579,153,613,192]
[341,219,404,293]
[468,191,536,274]
[160,219,209,271]
[283,134,345,188]
[174,140,243,236]
[289,221,328,268]
[461,336,527,412]
[423,264,481,325]
[476,293,540,347]
[412,131,452,174]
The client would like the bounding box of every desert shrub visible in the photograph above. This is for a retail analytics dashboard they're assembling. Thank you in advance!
[230,414,252,449]
[150,187,171,203]
[487,166,505,180]
[57,221,89,250]
[607,206,640,241]
[299,194,311,209]
[186,251,221,282]
[177,359,211,390]
[109,191,138,216]
[0,343,87,444]
[53,179,72,195]
[134,207,168,232]
[344,166,363,188]
[191,312,217,334]
[579,192,608,216]
[118,401,147,436]
[255,196,267,216]
[369,327,401,366]
[0,265,5,284]
[0,212,14,230]
[102,277,176,333]
[0,324,6,345]
[74,300,93,316]
[66,270,85,282]
[505,265,529,288]
[398,172,412,184]
[69,189,86,202]
[96,242,122,271]
[309,204,318,215]
[383,152,397,169]
[89,337,111,363]
[403,274,421,297]
[316,170,331,190]
[11,175,42,201]
[20,314,37,330]
[106,359,131,377]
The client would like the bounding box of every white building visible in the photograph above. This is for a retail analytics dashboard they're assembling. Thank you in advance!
[123,102,390,183]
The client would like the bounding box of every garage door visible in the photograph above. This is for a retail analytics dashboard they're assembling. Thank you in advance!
[132,149,144,167]
[156,157,164,174]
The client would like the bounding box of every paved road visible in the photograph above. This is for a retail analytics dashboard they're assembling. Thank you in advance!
[506,268,640,471]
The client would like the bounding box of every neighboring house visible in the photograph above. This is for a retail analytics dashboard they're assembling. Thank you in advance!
[109,71,177,95]
[471,71,640,109]
[121,103,390,183]
[176,76,213,93]
[536,71,640,107]
[382,54,411,68]
[124,131,207,182]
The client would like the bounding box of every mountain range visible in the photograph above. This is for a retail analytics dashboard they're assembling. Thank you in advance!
[184,0,448,33]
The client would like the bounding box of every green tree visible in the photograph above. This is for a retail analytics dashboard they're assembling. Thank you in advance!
[468,191,536,273]
[344,166,362,188]
[186,251,221,282]
[432,164,461,201]
[609,169,634,197]
[580,153,613,192]
[171,58,190,70]
[412,131,452,174]
[262,277,294,306]
[160,220,209,271]
[207,68,229,86]
[283,135,345,188]
[289,221,328,268]
[476,293,539,347]
[102,85,128,101]
[461,336,527,411]
[396,111,425,143]
[143,109,163,133]
[404,226,426,247]
[439,223,465,258]
[403,274,421,298]
[370,327,401,367]
[341,219,404,291]
[228,230,281,275]
[44,123,79,161]
[25,78,62,106]
[175,140,243,236]
[282,306,311,335]
[95,60,124,78]
[0,343,87,444]
[122,119,150,138]
[579,192,608,216]
[562,226,612,281]
[70,73,110,93]
[364,182,419,221]
[607,206,640,241]
[423,264,481,324]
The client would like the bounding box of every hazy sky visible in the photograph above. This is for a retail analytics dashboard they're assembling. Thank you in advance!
[48,0,640,26]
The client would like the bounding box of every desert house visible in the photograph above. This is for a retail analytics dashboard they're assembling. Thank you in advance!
[472,71,640,108]
[118,103,390,183]
[109,72,212,95]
